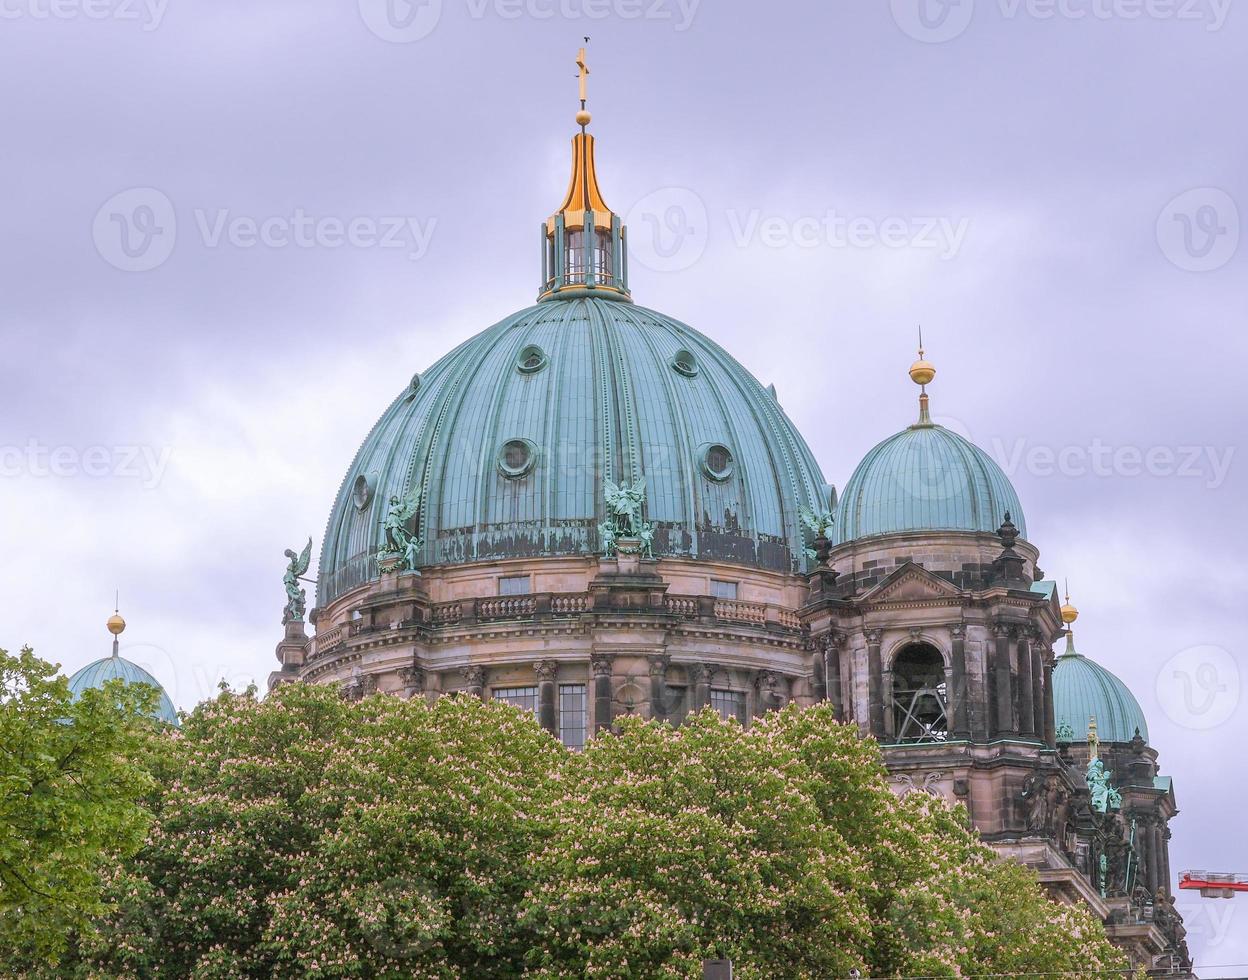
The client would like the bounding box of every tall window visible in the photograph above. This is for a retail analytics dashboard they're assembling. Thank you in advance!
[559,683,587,749]
[710,579,739,600]
[498,575,531,596]
[710,688,747,724]
[493,686,539,717]
[891,644,948,743]
[664,685,688,726]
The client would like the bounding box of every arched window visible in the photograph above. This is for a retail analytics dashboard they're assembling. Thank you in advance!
[891,644,948,743]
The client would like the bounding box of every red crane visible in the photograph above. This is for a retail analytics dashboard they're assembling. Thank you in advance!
[1179,870,1248,898]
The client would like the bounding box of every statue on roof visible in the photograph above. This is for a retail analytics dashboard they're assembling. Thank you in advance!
[1087,757,1123,813]
[378,484,423,572]
[604,477,646,537]
[282,538,313,624]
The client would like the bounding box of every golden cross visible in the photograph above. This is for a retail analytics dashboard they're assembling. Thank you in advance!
[576,45,589,106]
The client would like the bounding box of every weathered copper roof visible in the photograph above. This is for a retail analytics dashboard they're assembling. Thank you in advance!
[318,297,830,603]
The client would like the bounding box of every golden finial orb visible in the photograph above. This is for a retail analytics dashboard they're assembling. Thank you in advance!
[1060,588,1079,625]
[107,612,127,636]
[575,109,591,127]
[909,356,936,387]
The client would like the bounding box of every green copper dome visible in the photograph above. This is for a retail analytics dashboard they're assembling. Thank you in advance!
[834,421,1026,544]
[318,296,830,604]
[1052,637,1149,744]
[67,654,179,726]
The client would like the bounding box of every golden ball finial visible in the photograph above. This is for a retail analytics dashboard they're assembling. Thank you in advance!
[107,612,126,636]
[575,108,591,127]
[1060,598,1079,625]
[909,356,936,387]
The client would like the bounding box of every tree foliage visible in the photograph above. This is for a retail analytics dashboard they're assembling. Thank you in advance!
[0,647,159,965]
[43,684,1126,978]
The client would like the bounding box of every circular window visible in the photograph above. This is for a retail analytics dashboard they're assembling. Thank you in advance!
[405,373,422,401]
[497,438,538,479]
[700,443,734,482]
[516,344,548,374]
[671,349,699,378]
[352,474,373,511]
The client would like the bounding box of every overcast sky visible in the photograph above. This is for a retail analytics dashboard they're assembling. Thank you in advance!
[2,0,1245,969]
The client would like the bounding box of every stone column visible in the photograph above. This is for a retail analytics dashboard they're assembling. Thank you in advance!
[1042,647,1057,748]
[1029,630,1046,744]
[462,665,485,699]
[866,629,885,739]
[535,660,558,736]
[810,638,827,704]
[1162,825,1174,897]
[757,671,780,716]
[648,654,670,723]
[824,633,844,722]
[591,653,614,734]
[1016,630,1035,738]
[399,663,426,700]
[992,623,1015,738]
[1150,821,1165,894]
[689,662,712,711]
[950,624,970,739]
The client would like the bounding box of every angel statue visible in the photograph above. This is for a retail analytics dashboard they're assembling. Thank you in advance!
[378,484,424,573]
[282,537,313,624]
[638,520,656,559]
[1086,757,1123,813]
[604,477,647,537]
[598,519,618,558]
[801,507,836,540]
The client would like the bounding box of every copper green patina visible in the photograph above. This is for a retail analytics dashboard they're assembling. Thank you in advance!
[318,296,831,604]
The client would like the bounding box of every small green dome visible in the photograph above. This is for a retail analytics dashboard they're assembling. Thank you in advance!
[835,422,1026,544]
[1052,638,1148,744]
[67,655,179,726]
[319,296,830,603]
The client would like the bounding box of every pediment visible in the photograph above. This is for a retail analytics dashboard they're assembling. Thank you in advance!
[860,561,963,604]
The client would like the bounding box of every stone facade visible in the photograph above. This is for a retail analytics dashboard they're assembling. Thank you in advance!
[272,521,1190,974]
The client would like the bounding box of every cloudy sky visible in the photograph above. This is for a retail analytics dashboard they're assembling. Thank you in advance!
[2,0,1244,968]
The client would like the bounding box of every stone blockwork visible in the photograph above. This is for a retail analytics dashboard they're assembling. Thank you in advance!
[273,523,1190,974]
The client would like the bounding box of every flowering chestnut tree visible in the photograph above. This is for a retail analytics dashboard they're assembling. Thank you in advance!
[0,647,158,967]
[41,686,1126,978]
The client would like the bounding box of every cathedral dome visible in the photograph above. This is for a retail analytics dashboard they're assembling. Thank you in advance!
[318,297,830,604]
[1052,634,1149,744]
[834,421,1026,544]
[67,615,179,726]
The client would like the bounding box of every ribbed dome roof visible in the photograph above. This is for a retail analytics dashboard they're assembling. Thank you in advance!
[318,296,830,604]
[1052,638,1149,743]
[67,655,179,726]
[834,422,1026,544]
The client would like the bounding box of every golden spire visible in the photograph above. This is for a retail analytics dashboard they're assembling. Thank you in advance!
[909,327,936,426]
[107,596,126,658]
[539,40,629,302]
[575,41,591,128]
[1059,580,1079,655]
